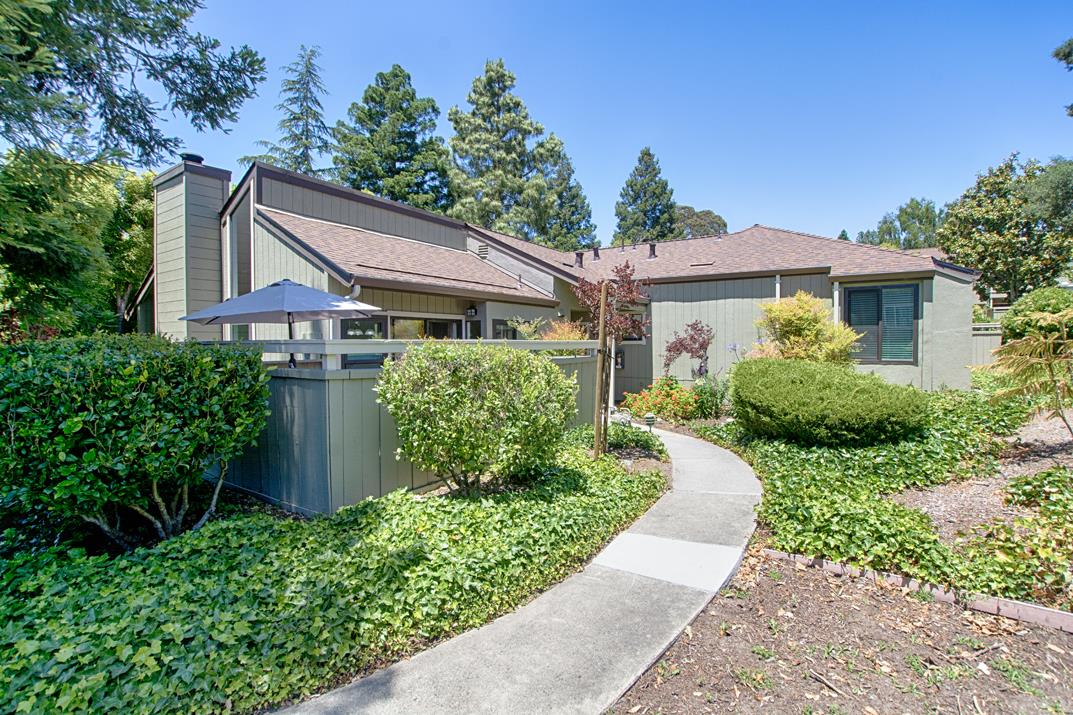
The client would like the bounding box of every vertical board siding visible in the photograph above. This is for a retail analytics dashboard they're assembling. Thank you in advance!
[228,355,597,514]
[251,222,330,340]
[972,328,1001,365]
[184,172,226,341]
[153,176,187,339]
[259,177,467,251]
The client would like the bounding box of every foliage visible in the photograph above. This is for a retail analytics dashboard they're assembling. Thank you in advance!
[1020,157,1073,230]
[662,319,714,376]
[0,0,264,165]
[675,205,727,238]
[692,375,729,419]
[972,304,993,323]
[937,155,1073,302]
[613,146,677,246]
[837,229,850,241]
[730,359,930,447]
[573,261,650,343]
[752,290,861,363]
[101,169,155,331]
[0,309,58,345]
[563,422,668,459]
[505,316,545,340]
[693,389,1030,590]
[0,335,270,547]
[622,376,699,422]
[447,60,595,250]
[1000,286,1073,339]
[856,197,945,249]
[331,64,451,212]
[242,45,331,176]
[376,343,577,493]
[540,319,589,356]
[1054,37,1073,117]
[0,449,664,714]
[991,308,1073,439]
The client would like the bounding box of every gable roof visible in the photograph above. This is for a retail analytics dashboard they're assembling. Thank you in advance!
[257,208,557,306]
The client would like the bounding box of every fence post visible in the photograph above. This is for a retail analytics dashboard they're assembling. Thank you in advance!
[593,281,609,456]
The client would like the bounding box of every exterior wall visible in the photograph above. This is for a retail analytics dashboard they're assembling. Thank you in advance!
[183,172,227,340]
[259,175,466,250]
[153,176,186,339]
[471,235,557,295]
[250,222,331,340]
[229,356,596,514]
[925,272,975,388]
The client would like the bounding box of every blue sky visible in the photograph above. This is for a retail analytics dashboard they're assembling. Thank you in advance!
[164,1,1073,245]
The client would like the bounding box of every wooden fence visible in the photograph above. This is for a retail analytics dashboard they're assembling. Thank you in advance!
[228,341,597,515]
[972,323,1002,366]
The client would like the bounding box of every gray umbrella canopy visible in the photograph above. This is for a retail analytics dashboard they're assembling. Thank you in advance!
[181,279,379,327]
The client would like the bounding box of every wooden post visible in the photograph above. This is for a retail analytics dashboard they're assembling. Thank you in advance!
[592,281,609,455]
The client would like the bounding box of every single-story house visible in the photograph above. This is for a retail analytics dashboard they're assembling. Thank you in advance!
[135,155,979,394]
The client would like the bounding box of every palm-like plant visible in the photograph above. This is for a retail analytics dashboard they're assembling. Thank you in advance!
[992,307,1073,439]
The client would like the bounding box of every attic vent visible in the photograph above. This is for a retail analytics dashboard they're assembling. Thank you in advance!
[477,243,489,259]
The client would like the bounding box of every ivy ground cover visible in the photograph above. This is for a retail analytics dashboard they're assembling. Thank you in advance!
[691,387,1073,606]
[0,448,664,714]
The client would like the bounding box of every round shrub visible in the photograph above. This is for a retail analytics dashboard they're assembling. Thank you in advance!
[621,376,699,422]
[1001,286,1073,340]
[0,335,269,546]
[730,358,929,446]
[376,342,577,492]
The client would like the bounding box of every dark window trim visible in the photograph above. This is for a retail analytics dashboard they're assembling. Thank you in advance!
[342,316,389,368]
[491,318,518,340]
[843,283,919,366]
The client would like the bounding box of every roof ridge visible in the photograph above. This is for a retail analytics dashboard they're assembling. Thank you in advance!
[749,223,935,264]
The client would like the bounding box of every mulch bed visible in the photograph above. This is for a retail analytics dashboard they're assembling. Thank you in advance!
[894,416,1073,544]
[613,544,1073,714]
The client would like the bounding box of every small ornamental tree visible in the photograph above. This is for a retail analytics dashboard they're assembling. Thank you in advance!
[0,335,270,547]
[993,308,1073,440]
[752,291,861,363]
[662,320,714,376]
[376,342,576,494]
[573,261,650,342]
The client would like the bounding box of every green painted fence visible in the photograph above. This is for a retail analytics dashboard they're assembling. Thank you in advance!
[229,355,597,514]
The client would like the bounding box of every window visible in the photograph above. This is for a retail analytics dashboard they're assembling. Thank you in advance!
[466,320,482,339]
[491,319,517,340]
[390,317,461,340]
[844,284,918,364]
[341,316,387,368]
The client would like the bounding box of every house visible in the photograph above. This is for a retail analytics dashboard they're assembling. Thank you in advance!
[135,155,979,394]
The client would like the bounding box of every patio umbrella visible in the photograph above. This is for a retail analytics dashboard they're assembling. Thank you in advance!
[181,279,380,367]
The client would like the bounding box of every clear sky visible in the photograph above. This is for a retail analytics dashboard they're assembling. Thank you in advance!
[162,0,1073,245]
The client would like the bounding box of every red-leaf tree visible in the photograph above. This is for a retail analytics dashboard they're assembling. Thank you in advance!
[573,261,650,342]
[662,320,714,376]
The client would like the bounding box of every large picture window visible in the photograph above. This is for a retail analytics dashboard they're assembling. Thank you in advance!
[844,284,918,364]
[341,316,388,368]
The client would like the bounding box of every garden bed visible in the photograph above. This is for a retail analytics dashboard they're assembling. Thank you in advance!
[613,543,1073,714]
[0,447,664,714]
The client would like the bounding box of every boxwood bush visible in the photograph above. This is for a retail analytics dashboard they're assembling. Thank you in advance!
[0,335,269,547]
[377,342,576,493]
[0,449,664,714]
[1001,285,1073,340]
[730,358,929,446]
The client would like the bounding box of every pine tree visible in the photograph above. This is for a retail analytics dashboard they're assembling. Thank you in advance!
[837,229,850,240]
[448,59,595,249]
[332,65,451,212]
[614,147,677,246]
[242,45,331,176]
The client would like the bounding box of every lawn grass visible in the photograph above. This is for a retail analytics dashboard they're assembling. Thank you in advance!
[0,447,664,714]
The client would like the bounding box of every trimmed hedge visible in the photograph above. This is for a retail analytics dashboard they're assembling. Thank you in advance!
[1001,286,1073,340]
[730,359,929,446]
[0,449,664,714]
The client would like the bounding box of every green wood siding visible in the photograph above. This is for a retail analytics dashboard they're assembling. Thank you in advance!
[154,176,186,339]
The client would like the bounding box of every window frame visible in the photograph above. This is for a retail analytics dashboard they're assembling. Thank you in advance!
[843,283,920,366]
[341,315,390,369]
[490,319,518,340]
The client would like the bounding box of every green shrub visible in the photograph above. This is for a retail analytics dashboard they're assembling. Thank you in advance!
[692,375,729,419]
[730,359,929,447]
[621,376,699,422]
[1001,286,1073,339]
[376,343,576,493]
[0,449,664,714]
[751,290,862,363]
[694,389,1031,590]
[563,422,668,459]
[0,335,269,547]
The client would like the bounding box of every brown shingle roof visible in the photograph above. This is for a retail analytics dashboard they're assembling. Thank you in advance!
[257,209,557,306]
[485,224,966,283]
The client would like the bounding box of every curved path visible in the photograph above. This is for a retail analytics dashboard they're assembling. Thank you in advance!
[281,427,761,715]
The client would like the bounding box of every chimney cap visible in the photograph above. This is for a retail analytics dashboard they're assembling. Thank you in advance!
[592,245,601,260]
[648,241,657,259]
[180,152,204,164]
[574,251,584,268]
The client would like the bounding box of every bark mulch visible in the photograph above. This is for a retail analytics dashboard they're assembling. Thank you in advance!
[612,545,1073,715]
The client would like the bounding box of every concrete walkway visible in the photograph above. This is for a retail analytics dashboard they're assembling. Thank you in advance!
[281,427,761,715]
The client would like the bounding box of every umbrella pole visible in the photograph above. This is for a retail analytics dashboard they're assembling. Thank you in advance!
[287,314,296,369]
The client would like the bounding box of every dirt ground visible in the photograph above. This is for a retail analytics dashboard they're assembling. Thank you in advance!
[612,545,1073,715]
[894,416,1073,544]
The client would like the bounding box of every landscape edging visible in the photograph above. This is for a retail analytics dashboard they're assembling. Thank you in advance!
[762,548,1073,634]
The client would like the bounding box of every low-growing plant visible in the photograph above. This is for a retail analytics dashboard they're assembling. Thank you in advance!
[563,422,668,459]
[0,448,665,714]
[692,374,729,419]
[376,342,577,494]
[621,375,699,422]
[751,290,862,363]
[0,335,269,548]
[1001,286,1073,340]
[540,318,589,355]
[730,358,930,447]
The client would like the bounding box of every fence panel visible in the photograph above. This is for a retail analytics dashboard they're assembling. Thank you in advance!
[972,324,1002,365]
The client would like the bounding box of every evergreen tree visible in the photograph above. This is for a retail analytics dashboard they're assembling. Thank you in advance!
[448,59,595,249]
[675,205,727,238]
[837,229,850,241]
[332,64,451,212]
[243,45,331,175]
[614,147,677,246]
